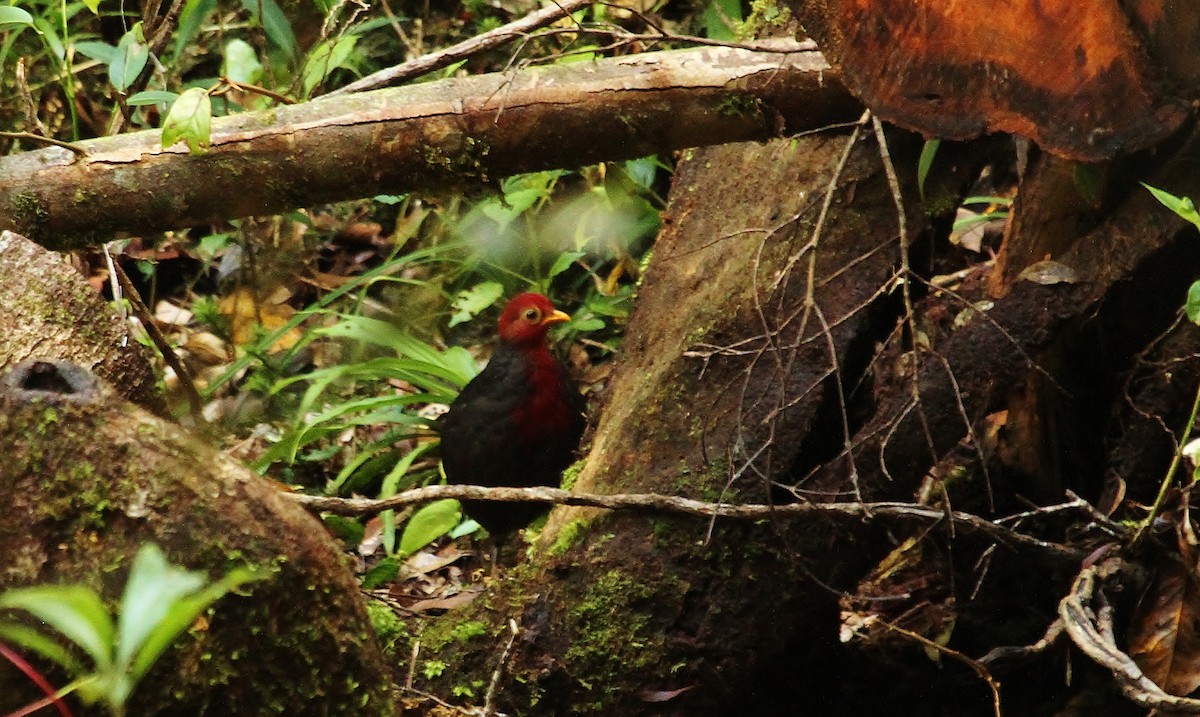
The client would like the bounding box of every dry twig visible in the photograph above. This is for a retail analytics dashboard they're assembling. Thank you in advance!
[285,484,1087,562]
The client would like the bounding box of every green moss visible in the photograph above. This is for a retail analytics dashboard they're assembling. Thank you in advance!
[717,92,761,119]
[563,569,670,711]
[450,620,487,642]
[550,518,591,556]
[559,459,585,491]
[742,0,791,32]
[366,600,410,662]
[11,192,49,237]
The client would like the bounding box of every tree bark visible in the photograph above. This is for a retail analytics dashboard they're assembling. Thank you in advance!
[787,0,1197,160]
[0,230,163,413]
[0,41,858,250]
[384,124,927,716]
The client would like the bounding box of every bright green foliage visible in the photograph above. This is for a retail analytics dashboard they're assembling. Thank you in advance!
[1144,183,1200,325]
[398,499,463,556]
[302,35,358,97]
[161,87,212,155]
[703,0,743,40]
[0,544,262,717]
[109,22,148,93]
[917,139,940,200]
[0,6,34,32]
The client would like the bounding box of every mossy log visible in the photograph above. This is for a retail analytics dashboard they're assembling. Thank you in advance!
[0,360,393,716]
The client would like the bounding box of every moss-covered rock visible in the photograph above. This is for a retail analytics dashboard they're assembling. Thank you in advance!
[0,361,393,716]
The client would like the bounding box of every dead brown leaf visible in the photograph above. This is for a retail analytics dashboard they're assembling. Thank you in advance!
[1129,557,1200,695]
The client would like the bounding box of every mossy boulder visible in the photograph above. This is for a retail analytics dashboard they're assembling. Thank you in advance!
[0,361,393,716]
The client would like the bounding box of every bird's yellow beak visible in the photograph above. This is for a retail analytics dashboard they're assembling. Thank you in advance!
[543,309,571,326]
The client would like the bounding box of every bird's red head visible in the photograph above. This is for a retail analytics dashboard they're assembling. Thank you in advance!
[498,292,571,348]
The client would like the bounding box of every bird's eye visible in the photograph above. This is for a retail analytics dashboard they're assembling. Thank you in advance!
[523,307,542,322]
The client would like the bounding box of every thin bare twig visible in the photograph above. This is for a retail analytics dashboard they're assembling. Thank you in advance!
[111,259,205,421]
[284,484,1085,561]
[0,131,86,157]
[482,619,519,716]
[325,0,595,96]
[878,619,1002,717]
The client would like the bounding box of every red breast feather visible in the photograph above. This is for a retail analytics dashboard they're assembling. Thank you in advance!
[439,330,585,537]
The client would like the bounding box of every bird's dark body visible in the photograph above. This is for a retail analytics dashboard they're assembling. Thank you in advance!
[439,341,586,537]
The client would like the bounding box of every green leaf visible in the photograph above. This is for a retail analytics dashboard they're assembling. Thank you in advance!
[301,34,358,97]
[1143,182,1200,231]
[161,87,212,155]
[0,6,34,32]
[449,281,504,327]
[0,621,85,674]
[115,544,206,670]
[0,585,114,668]
[1072,163,1105,207]
[398,499,462,556]
[703,0,742,41]
[109,22,148,93]
[623,156,660,191]
[73,40,118,64]
[173,0,217,59]
[241,0,296,58]
[323,514,365,545]
[222,38,262,85]
[1186,281,1200,325]
[381,443,438,554]
[81,0,102,13]
[570,317,605,332]
[361,557,401,590]
[917,139,940,200]
[128,564,263,682]
[127,90,178,106]
[547,251,585,280]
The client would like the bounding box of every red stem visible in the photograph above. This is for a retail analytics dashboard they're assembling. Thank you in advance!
[0,642,73,717]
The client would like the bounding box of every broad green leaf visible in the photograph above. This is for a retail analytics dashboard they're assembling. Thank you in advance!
[109,22,148,93]
[115,544,206,670]
[381,443,438,554]
[301,34,358,97]
[917,139,940,200]
[221,38,262,85]
[624,156,660,191]
[547,251,585,280]
[240,0,296,58]
[361,557,401,590]
[570,317,605,332]
[0,585,114,667]
[0,6,34,32]
[81,0,101,13]
[161,87,212,154]
[449,281,503,327]
[1144,183,1200,231]
[1187,281,1200,325]
[128,565,261,680]
[127,89,178,106]
[32,16,65,60]
[398,499,462,556]
[0,621,85,674]
[703,0,742,41]
[73,40,118,64]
